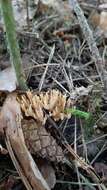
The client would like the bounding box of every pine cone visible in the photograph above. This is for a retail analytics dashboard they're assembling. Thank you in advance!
[22,119,64,162]
[18,90,72,162]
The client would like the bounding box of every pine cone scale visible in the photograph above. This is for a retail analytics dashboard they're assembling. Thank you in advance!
[22,119,64,162]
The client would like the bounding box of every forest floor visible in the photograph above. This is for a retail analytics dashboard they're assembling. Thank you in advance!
[0,0,107,190]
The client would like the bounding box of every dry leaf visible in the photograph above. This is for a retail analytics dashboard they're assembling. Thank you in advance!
[38,160,56,189]
[99,11,107,33]
[0,67,17,92]
[94,162,107,179]
[12,0,27,27]
[0,144,8,155]
[90,6,107,37]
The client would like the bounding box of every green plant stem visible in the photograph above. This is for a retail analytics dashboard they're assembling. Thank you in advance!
[66,108,91,120]
[1,0,28,90]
